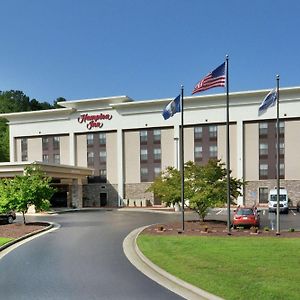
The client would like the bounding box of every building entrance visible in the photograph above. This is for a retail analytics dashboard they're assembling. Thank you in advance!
[100,192,107,207]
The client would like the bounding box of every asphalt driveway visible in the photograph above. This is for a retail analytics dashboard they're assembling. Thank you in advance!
[0,210,184,300]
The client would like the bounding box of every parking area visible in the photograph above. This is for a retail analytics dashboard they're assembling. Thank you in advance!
[207,208,300,230]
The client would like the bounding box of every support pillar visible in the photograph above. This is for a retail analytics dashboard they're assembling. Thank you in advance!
[71,178,83,208]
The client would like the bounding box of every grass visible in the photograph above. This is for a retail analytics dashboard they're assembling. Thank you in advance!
[0,237,13,247]
[137,235,300,300]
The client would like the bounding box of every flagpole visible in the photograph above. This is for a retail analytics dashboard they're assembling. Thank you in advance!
[225,55,231,235]
[276,75,280,235]
[180,85,185,232]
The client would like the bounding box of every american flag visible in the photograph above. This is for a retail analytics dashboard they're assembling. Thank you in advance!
[192,62,226,94]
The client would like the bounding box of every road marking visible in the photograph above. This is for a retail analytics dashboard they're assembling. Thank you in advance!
[290,210,296,216]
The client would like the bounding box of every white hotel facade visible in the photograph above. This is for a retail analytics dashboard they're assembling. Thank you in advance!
[1,86,300,208]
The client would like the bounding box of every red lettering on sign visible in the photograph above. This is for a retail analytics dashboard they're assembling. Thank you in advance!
[77,113,112,130]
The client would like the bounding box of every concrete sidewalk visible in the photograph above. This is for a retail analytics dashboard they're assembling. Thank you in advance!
[123,226,224,300]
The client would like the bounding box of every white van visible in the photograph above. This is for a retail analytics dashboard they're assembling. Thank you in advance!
[268,188,289,214]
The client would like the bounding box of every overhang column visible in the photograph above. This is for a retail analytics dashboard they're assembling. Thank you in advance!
[71,178,83,208]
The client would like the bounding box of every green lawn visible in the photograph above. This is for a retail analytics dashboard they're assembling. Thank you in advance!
[137,235,300,300]
[0,237,13,247]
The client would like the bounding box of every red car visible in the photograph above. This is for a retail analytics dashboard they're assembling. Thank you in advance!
[232,207,260,229]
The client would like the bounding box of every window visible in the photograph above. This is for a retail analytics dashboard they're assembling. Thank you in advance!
[259,187,268,203]
[140,130,148,143]
[153,129,161,142]
[153,148,161,161]
[21,138,28,161]
[141,167,149,182]
[87,152,94,165]
[194,146,203,159]
[194,127,203,139]
[99,151,107,163]
[280,163,285,177]
[209,126,217,139]
[53,136,60,150]
[279,142,285,155]
[259,164,268,177]
[99,169,107,183]
[259,122,268,136]
[276,121,285,135]
[42,154,49,163]
[54,154,60,164]
[259,143,268,156]
[87,133,94,146]
[140,149,148,161]
[99,133,106,145]
[154,167,161,177]
[42,137,49,151]
[99,169,107,177]
[209,145,218,158]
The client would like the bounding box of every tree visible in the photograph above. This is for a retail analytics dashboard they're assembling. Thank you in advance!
[0,90,65,161]
[147,160,244,222]
[0,165,56,224]
[53,97,66,108]
[147,166,181,206]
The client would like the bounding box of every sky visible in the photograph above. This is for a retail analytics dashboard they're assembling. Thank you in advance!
[0,0,300,104]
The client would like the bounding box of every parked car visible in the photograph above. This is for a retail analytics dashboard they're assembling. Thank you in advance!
[232,207,260,229]
[0,211,16,224]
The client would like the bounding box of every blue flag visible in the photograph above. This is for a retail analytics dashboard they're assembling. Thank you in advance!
[258,89,277,115]
[162,95,181,120]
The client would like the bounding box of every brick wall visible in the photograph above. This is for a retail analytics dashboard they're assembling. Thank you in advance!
[244,180,300,206]
[83,183,118,207]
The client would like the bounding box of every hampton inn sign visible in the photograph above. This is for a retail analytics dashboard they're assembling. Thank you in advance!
[77,113,113,130]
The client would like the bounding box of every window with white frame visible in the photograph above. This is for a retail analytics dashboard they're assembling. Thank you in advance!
[153,129,161,142]
[99,133,106,145]
[195,146,203,159]
[54,154,60,164]
[209,145,218,158]
[259,143,268,156]
[154,167,161,177]
[153,148,161,160]
[87,151,94,165]
[87,133,94,145]
[209,125,217,138]
[53,136,60,150]
[140,130,148,143]
[259,122,268,135]
[194,126,203,139]
[140,149,148,161]
[259,187,268,203]
[259,163,268,177]
[99,151,107,163]
[42,154,49,163]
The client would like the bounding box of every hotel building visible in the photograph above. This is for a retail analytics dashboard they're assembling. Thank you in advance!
[1,86,300,208]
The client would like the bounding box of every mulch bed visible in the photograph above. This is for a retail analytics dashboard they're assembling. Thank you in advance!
[143,220,300,238]
[0,222,48,239]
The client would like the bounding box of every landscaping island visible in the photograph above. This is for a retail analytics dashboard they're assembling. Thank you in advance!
[138,220,300,300]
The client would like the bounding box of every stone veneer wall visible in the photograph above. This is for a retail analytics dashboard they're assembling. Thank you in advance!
[83,183,119,207]
[244,180,300,207]
[124,183,155,206]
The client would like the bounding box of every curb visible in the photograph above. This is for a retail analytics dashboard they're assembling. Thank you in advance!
[123,226,224,300]
[48,208,113,215]
[0,222,60,255]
